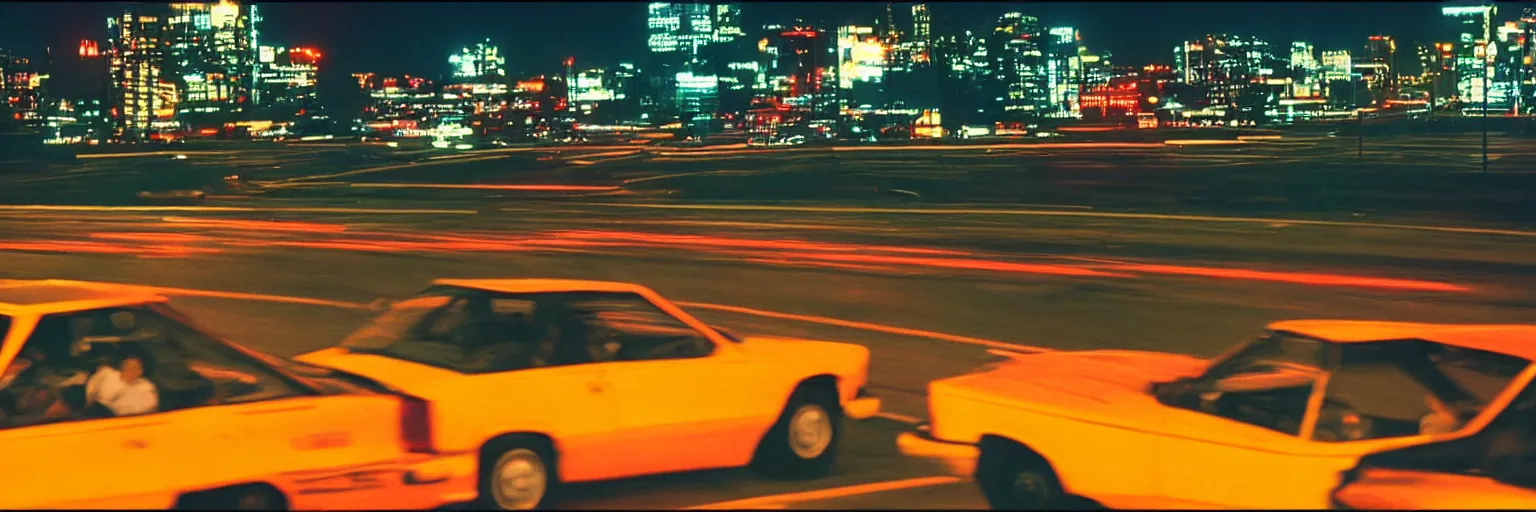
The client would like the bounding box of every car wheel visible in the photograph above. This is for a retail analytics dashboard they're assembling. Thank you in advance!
[754,383,842,477]
[229,486,284,511]
[975,442,1065,510]
[478,440,555,510]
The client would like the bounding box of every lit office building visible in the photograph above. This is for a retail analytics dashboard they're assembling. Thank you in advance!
[991,13,1049,118]
[1290,42,1320,97]
[1442,5,1496,107]
[1045,27,1082,118]
[1357,35,1397,103]
[836,25,886,110]
[255,46,320,120]
[1174,35,1277,109]
[647,2,714,57]
[712,3,743,42]
[445,39,509,120]
[107,10,167,140]
[1,49,48,130]
[165,0,258,127]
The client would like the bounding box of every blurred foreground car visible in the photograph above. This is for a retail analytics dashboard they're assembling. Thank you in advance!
[0,279,465,510]
[898,320,1536,509]
[1331,381,1536,510]
[296,279,881,510]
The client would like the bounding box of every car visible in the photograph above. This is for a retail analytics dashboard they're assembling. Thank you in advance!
[897,320,1536,510]
[0,279,471,510]
[1330,378,1536,510]
[295,278,881,510]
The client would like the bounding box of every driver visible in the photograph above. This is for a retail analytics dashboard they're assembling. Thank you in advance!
[85,350,159,416]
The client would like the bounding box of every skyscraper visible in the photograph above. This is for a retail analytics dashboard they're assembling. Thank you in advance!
[107,9,165,140]
[1045,27,1082,118]
[165,0,258,128]
[991,13,1048,119]
[1442,4,1496,106]
[255,46,320,122]
[1361,35,1397,103]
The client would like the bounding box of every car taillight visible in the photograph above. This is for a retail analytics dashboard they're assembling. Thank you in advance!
[400,395,435,454]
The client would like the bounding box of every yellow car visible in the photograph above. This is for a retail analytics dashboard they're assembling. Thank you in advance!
[296,278,881,510]
[0,279,468,509]
[898,320,1536,509]
[1331,393,1536,510]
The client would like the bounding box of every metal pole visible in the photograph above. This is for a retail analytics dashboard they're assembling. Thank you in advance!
[1482,42,1489,173]
[1355,73,1363,159]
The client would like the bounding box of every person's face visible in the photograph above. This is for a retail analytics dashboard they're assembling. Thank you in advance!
[120,357,144,382]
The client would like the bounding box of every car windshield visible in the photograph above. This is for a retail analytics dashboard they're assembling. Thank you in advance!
[0,314,11,345]
[341,294,455,350]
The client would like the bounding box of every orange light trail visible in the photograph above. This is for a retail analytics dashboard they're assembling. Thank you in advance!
[160,216,349,233]
[675,301,1036,352]
[1101,263,1471,292]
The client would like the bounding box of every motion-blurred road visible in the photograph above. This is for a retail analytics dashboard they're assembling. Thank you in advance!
[1,134,1534,508]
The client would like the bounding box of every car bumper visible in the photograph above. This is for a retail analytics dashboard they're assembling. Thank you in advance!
[895,423,978,478]
[845,387,882,420]
[404,451,480,506]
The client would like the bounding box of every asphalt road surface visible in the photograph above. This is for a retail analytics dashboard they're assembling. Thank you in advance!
[2,136,1534,508]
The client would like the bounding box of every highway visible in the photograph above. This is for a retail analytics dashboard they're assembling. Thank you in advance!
[1,134,1534,508]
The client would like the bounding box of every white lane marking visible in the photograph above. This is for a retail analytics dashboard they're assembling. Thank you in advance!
[573,202,1536,238]
[684,475,964,510]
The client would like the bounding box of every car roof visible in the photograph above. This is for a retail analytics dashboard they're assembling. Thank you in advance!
[0,279,167,316]
[1267,319,1536,361]
[429,278,653,296]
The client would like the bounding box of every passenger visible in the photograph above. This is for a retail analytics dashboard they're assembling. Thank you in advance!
[85,350,159,416]
[1420,394,1463,435]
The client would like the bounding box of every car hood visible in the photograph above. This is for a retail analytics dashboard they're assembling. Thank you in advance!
[293,347,462,394]
[941,349,1209,422]
[738,335,871,364]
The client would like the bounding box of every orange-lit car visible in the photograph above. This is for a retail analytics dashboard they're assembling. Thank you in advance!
[897,320,1536,509]
[1330,385,1536,510]
[296,278,881,510]
[0,279,468,509]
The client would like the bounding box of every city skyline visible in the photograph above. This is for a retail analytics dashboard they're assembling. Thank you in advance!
[0,2,1501,78]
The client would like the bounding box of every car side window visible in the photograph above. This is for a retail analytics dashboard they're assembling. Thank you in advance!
[0,306,307,430]
[566,293,715,363]
[1181,335,1324,436]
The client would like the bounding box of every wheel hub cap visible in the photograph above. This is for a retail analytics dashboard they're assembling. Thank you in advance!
[493,449,547,510]
[789,404,833,459]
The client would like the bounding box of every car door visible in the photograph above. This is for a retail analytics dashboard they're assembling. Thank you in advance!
[568,293,765,477]
[0,413,186,508]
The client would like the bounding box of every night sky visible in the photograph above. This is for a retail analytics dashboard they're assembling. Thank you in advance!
[0,2,1492,80]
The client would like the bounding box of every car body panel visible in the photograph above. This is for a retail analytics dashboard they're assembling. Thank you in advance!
[0,281,466,510]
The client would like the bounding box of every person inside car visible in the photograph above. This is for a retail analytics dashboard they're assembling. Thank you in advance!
[85,349,159,417]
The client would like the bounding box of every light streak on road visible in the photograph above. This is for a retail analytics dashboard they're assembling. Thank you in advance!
[572,203,1536,238]
[675,301,1049,352]
[1164,139,1249,146]
[160,216,349,233]
[1097,262,1471,293]
[0,205,477,215]
[622,170,758,184]
[683,476,964,510]
[74,150,238,159]
[348,183,620,192]
[832,142,1165,151]
[0,240,221,257]
[258,153,510,185]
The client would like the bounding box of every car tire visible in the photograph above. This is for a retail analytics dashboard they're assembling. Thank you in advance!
[477,438,557,510]
[753,383,843,477]
[975,441,1066,510]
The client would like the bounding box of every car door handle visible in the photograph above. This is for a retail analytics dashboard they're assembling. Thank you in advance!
[586,380,609,393]
[123,439,150,449]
